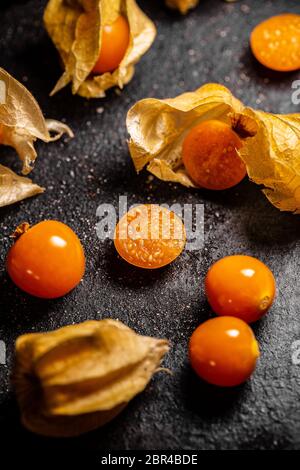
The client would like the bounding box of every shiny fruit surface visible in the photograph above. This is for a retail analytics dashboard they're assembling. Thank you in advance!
[92,16,130,74]
[189,316,260,387]
[6,220,85,298]
[205,255,276,323]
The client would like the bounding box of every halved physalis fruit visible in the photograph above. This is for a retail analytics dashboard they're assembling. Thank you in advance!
[250,14,300,72]
[114,204,186,269]
[92,16,130,75]
[182,120,246,190]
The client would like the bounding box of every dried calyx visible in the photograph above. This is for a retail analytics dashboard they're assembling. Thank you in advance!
[0,68,73,207]
[11,222,30,240]
[13,319,169,437]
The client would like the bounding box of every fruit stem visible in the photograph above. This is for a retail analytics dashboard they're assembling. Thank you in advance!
[11,222,30,240]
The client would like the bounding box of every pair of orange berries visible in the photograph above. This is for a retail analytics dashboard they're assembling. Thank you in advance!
[189,255,275,387]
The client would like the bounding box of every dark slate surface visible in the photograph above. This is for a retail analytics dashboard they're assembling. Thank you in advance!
[0,0,300,452]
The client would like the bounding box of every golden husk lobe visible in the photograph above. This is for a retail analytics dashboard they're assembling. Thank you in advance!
[13,319,169,437]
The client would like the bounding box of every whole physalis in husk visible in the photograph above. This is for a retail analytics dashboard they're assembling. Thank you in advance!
[44,0,156,98]
[0,68,73,207]
[165,0,199,14]
[127,83,300,213]
[13,320,169,437]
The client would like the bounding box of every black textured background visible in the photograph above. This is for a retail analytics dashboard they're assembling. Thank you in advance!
[0,0,300,452]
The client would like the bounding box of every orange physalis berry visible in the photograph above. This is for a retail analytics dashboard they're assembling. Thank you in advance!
[92,16,130,75]
[182,120,246,190]
[6,220,85,299]
[205,255,276,323]
[250,14,300,72]
[114,204,186,269]
[189,317,260,387]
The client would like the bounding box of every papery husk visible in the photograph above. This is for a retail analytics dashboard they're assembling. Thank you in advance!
[127,83,300,213]
[13,319,169,437]
[0,68,73,207]
[238,109,300,213]
[0,165,44,207]
[165,0,199,14]
[44,0,156,98]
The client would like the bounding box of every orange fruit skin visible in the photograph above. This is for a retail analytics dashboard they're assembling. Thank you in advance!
[92,16,130,74]
[6,221,85,299]
[205,255,276,324]
[114,204,186,269]
[189,316,260,387]
[182,120,246,190]
[250,14,300,72]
